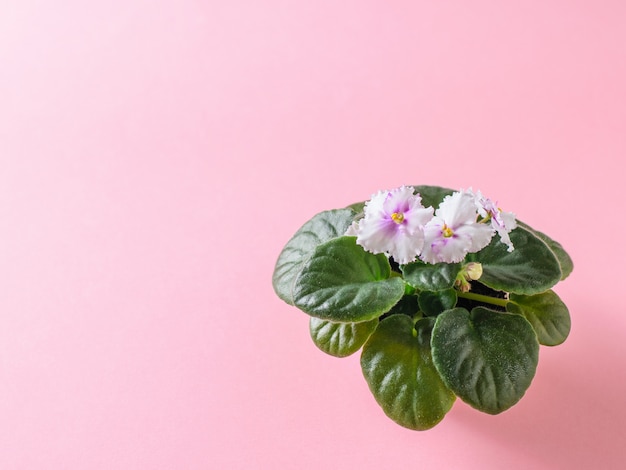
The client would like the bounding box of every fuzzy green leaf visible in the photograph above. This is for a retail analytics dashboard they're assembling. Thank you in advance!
[431,307,539,414]
[273,209,356,305]
[401,261,462,291]
[473,226,562,295]
[411,185,454,208]
[507,290,571,346]
[361,315,456,430]
[418,289,458,316]
[293,237,405,322]
[309,317,378,357]
[516,221,573,281]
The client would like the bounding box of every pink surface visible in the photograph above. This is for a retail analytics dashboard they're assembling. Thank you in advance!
[1,1,625,468]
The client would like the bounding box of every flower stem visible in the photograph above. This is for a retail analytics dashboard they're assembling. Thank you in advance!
[456,291,509,308]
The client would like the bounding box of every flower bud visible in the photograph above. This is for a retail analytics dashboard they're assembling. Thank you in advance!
[464,262,483,281]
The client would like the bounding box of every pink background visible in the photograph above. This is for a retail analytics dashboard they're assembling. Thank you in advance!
[1,1,625,468]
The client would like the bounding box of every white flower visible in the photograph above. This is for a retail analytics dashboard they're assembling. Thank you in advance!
[467,188,517,252]
[420,191,494,264]
[351,186,434,264]
[344,220,359,237]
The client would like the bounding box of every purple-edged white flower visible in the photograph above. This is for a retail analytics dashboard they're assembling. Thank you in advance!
[468,188,517,252]
[420,190,494,264]
[492,210,517,252]
[351,186,434,264]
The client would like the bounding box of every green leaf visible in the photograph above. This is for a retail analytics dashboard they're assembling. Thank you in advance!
[431,307,539,414]
[507,290,571,346]
[401,261,462,291]
[411,185,454,208]
[293,237,406,322]
[345,201,365,215]
[273,209,356,305]
[361,315,456,430]
[516,221,573,281]
[385,294,420,317]
[473,226,562,295]
[418,289,458,316]
[309,317,378,357]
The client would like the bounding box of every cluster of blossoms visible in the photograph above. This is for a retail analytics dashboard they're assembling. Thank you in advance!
[347,186,517,265]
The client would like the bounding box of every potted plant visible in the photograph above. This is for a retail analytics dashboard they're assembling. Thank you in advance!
[272,185,572,430]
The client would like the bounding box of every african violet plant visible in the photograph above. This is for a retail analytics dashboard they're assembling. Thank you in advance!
[272,185,572,430]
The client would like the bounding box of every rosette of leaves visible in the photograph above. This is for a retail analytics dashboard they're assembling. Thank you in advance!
[272,185,572,431]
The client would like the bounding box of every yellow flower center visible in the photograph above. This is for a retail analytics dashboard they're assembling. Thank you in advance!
[391,212,404,224]
[442,224,454,238]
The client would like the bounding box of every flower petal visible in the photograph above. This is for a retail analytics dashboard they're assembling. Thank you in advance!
[382,186,416,215]
[454,223,494,254]
[436,191,478,227]
[420,217,468,264]
[356,217,398,255]
[355,186,434,264]
[387,228,425,264]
